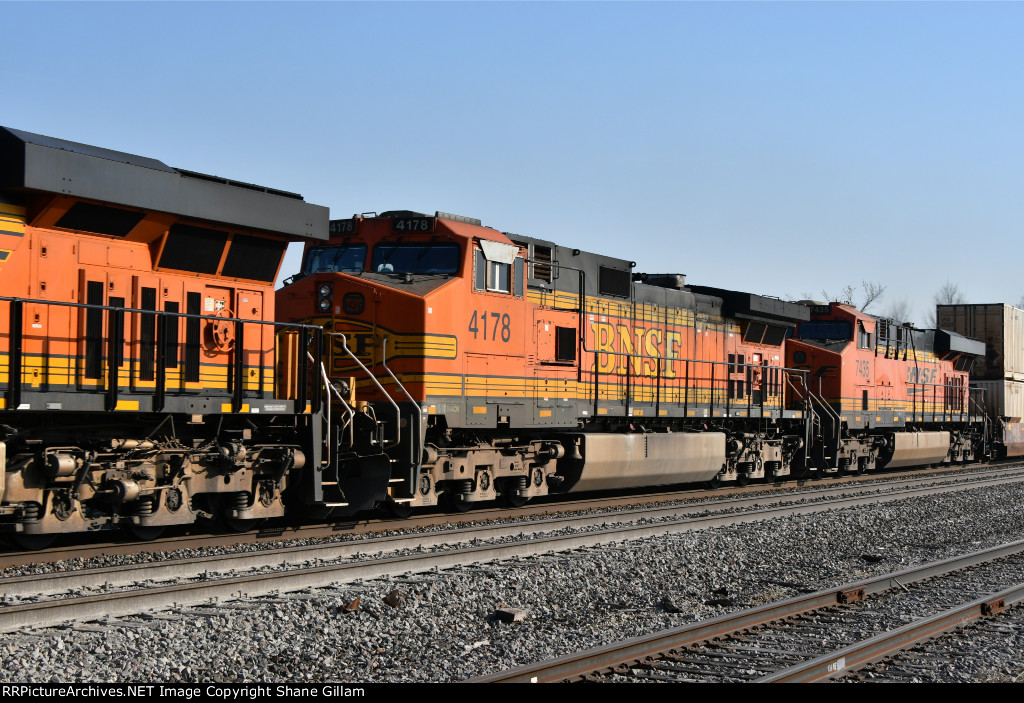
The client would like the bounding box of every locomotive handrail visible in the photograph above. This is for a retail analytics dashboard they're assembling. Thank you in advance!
[381,338,423,412]
[907,379,982,424]
[324,361,357,449]
[966,387,991,458]
[382,337,425,498]
[784,370,818,470]
[967,386,988,422]
[579,339,807,418]
[1,295,324,414]
[327,333,402,449]
[0,295,324,331]
[308,351,357,465]
[798,375,842,468]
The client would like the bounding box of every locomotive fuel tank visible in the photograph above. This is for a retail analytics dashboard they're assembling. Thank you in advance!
[557,432,727,492]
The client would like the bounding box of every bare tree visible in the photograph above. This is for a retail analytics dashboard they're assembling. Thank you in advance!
[882,298,914,325]
[821,281,885,312]
[821,284,855,307]
[936,281,966,305]
[859,281,885,312]
[927,281,967,326]
[780,291,818,304]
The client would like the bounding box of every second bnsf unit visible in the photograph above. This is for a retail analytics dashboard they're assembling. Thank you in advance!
[277,211,987,512]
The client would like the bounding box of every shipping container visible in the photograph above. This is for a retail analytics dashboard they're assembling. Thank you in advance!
[936,303,1024,381]
[970,379,1024,420]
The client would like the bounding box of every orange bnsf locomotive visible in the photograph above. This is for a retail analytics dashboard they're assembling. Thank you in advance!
[0,127,394,545]
[275,211,987,513]
[787,303,986,475]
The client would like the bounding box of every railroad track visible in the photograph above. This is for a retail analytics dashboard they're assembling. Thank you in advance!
[2,467,1022,634]
[3,461,1019,568]
[470,540,1024,683]
[843,606,1024,682]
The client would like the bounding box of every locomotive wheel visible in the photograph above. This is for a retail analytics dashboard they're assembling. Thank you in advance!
[445,492,474,513]
[225,517,267,533]
[9,533,56,550]
[736,473,750,487]
[706,475,722,490]
[383,498,414,519]
[127,524,166,541]
[304,507,331,522]
[502,491,529,508]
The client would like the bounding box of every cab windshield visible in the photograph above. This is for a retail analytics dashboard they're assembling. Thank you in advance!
[796,321,852,341]
[303,244,367,274]
[370,243,460,275]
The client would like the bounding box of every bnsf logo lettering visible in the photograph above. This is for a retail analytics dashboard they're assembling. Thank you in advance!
[353,333,373,357]
[342,292,365,316]
[906,366,937,384]
[333,333,374,360]
[590,321,685,377]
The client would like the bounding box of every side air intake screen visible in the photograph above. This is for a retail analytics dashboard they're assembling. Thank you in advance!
[599,266,631,298]
[221,234,287,282]
[159,224,228,274]
[56,202,144,238]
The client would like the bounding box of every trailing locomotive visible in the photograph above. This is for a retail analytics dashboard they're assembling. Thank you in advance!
[0,127,391,545]
[787,303,986,474]
[0,124,1003,544]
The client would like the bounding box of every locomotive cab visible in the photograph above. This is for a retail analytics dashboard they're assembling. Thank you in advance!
[277,211,562,512]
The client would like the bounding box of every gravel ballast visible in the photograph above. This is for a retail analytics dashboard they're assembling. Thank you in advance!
[3,482,1024,683]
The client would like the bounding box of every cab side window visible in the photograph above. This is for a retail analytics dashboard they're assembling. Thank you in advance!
[474,240,524,298]
[858,322,872,349]
[487,260,510,293]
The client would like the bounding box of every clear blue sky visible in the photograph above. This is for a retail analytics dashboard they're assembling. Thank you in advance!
[4,1,1022,324]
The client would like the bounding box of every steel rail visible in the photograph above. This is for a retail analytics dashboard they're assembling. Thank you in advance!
[4,471,1022,603]
[468,539,1024,683]
[757,582,1024,682]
